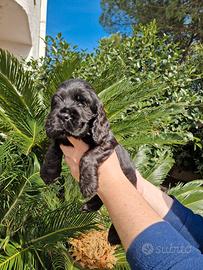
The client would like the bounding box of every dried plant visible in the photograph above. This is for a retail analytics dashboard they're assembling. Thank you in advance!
[69,230,117,269]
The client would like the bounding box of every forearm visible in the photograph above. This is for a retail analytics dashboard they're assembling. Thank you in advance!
[98,160,162,250]
[97,165,203,268]
[136,170,173,218]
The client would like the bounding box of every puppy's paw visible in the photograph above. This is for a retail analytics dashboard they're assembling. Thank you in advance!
[79,176,98,198]
[40,167,59,184]
[80,203,92,212]
[108,224,121,246]
[81,196,103,212]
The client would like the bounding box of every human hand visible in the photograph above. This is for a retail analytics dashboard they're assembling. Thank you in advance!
[60,137,89,181]
[60,136,145,195]
[60,137,123,184]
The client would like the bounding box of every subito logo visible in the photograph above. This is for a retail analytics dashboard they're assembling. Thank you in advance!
[142,243,154,255]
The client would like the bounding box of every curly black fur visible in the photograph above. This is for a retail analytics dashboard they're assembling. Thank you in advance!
[40,78,137,245]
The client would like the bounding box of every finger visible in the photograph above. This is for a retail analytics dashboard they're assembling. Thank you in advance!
[60,144,75,157]
[64,157,79,181]
[64,155,74,167]
[67,136,89,151]
[67,136,80,146]
[60,145,81,163]
[60,145,82,164]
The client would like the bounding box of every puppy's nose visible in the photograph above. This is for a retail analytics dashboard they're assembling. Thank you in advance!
[59,107,71,121]
[59,107,76,121]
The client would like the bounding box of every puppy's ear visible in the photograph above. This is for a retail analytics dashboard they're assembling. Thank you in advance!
[40,140,63,184]
[91,103,110,145]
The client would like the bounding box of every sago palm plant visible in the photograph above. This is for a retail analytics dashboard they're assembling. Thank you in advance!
[0,48,202,270]
[0,141,99,269]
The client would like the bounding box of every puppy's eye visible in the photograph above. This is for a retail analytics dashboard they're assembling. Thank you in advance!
[75,95,86,105]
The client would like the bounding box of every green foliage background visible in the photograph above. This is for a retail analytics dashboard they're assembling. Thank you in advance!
[0,21,202,269]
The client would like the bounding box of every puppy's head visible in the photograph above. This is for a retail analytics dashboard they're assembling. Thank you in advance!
[46,79,109,144]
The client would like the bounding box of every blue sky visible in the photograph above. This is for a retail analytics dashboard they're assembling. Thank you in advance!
[46,0,109,52]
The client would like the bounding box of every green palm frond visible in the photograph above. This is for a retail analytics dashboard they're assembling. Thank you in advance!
[0,141,15,165]
[0,49,44,119]
[99,79,168,120]
[168,180,203,215]
[11,118,45,155]
[134,145,175,186]
[62,162,82,202]
[0,110,12,134]
[0,143,23,197]
[120,132,192,150]
[0,153,44,227]
[28,202,97,247]
[47,243,81,270]
[97,80,192,149]
[0,203,98,270]
[113,247,130,270]
[111,103,186,134]
[40,183,61,210]
[0,175,29,224]
[0,241,36,270]
[0,49,46,154]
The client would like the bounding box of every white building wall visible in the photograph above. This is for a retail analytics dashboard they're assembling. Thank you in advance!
[0,0,47,60]
[39,0,47,57]
[0,40,31,58]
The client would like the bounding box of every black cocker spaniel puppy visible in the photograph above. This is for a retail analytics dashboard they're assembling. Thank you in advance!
[40,78,137,245]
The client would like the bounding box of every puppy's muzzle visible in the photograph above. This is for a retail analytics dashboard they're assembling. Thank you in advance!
[58,107,76,122]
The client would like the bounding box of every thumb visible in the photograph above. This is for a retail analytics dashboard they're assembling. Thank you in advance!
[67,136,89,152]
[67,136,78,146]
[60,144,75,158]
